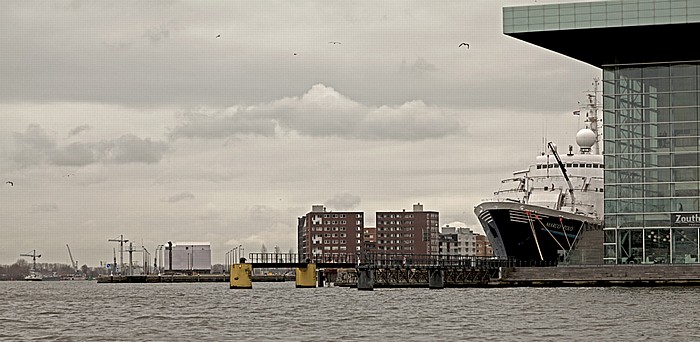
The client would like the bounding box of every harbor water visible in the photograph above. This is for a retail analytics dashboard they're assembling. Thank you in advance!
[1,281,698,341]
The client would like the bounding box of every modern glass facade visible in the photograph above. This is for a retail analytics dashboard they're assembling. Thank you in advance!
[504,0,700,264]
[504,0,700,34]
[602,62,700,264]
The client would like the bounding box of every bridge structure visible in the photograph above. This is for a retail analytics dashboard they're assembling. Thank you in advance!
[231,253,525,290]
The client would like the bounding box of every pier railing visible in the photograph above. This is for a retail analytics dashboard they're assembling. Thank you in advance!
[244,253,558,269]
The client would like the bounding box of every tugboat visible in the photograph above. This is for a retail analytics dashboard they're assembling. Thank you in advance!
[474,81,604,263]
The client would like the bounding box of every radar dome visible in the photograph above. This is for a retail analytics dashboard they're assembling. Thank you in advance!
[576,128,596,149]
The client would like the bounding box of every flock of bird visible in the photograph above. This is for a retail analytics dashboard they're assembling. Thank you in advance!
[2,38,470,192]
[213,34,470,55]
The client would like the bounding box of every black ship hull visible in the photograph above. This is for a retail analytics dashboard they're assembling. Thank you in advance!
[475,202,602,262]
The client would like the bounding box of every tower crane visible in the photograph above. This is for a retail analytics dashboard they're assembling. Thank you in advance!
[20,250,41,273]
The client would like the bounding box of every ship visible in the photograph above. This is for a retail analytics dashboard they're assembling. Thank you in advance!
[474,82,604,263]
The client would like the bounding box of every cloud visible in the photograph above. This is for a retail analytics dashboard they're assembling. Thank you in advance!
[170,84,460,141]
[68,125,91,137]
[10,125,169,168]
[325,193,362,211]
[401,58,438,74]
[99,135,169,164]
[162,192,195,203]
[35,203,59,212]
[143,26,170,44]
[169,109,277,140]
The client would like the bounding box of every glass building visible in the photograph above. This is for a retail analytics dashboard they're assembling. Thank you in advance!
[503,0,700,264]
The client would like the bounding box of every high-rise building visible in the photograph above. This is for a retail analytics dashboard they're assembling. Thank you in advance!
[503,0,700,264]
[297,205,364,258]
[375,203,439,254]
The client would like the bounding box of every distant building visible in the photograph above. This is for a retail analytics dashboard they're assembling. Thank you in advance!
[376,203,439,254]
[163,242,211,274]
[438,225,477,256]
[363,226,377,254]
[475,234,494,257]
[297,205,364,258]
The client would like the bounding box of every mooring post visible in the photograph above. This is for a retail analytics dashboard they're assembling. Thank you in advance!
[357,265,374,291]
[429,267,444,289]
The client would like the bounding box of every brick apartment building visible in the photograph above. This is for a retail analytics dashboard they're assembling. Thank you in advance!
[297,205,364,258]
[375,203,439,254]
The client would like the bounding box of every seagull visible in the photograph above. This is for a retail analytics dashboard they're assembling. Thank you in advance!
[328,41,341,44]
[293,53,297,55]
[5,181,13,186]
[459,42,469,48]
[216,34,221,38]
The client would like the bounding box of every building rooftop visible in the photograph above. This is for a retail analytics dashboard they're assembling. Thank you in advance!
[503,0,700,66]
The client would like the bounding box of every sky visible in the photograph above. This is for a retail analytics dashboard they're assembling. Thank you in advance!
[0,0,601,266]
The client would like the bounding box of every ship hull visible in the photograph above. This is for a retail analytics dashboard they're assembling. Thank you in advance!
[475,202,602,262]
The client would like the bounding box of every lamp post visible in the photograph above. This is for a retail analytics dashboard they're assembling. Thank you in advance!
[238,244,243,262]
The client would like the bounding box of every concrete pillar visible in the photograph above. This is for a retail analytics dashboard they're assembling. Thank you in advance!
[357,266,374,291]
[429,268,444,289]
[317,269,325,287]
[230,263,252,289]
[296,263,316,288]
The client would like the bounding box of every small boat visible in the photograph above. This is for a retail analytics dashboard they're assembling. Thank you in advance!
[25,271,43,281]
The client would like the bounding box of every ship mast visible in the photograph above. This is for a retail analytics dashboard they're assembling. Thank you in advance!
[586,78,602,155]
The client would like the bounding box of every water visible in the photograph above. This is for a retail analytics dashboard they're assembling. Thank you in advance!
[1,281,698,341]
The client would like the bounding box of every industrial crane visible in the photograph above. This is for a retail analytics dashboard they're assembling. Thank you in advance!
[20,249,41,271]
[66,244,79,273]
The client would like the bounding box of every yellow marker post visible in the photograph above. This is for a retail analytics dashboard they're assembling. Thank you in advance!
[230,263,253,289]
[295,263,316,288]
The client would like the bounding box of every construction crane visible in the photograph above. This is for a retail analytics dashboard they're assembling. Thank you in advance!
[20,249,41,273]
[66,244,79,273]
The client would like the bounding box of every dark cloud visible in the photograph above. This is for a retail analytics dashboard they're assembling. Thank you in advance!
[11,125,169,168]
[68,124,91,137]
[325,193,361,211]
[162,192,195,203]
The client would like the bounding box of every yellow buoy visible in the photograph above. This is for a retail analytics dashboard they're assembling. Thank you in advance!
[230,263,253,289]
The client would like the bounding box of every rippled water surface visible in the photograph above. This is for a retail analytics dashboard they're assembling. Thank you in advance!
[1,281,699,341]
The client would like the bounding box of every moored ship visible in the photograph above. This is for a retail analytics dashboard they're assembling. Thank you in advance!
[474,85,604,263]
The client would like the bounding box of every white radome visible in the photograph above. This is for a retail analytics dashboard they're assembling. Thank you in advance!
[576,128,596,149]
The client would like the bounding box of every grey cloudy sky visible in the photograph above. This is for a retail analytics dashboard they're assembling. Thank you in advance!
[0,0,600,266]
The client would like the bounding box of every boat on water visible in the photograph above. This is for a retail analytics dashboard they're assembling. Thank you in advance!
[474,83,604,263]
[25,271,43,281]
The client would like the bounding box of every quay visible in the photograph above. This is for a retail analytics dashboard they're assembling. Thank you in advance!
[97,253,700,288]
[97,273,294,283]
[334,264,700,289]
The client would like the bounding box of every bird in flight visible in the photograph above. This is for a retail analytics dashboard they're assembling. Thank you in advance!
[216,34,221,38]
[459,42,469,48]
[328,41,341,45]
[6,181,13,186]
[293,53,297,55]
